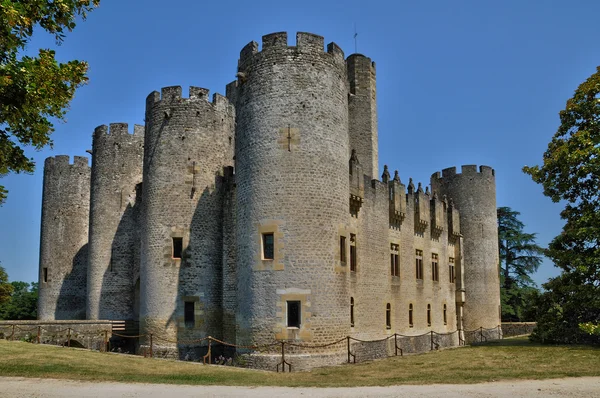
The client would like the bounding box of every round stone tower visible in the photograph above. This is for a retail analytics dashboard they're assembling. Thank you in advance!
[233,32,349,348]
[140,86,234,351]
[87,123,144,320]
[430,165,501,332]
[38,155,90,320]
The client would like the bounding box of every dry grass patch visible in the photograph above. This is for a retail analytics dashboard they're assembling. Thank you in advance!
[0,337,598,386]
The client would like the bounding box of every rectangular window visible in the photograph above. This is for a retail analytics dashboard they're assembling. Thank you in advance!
[415,249,423,280]
[390,244,399,276]
[449,257,455,283]
[350,234,357,272]
[262,233,274,260]
[409,304,414,327]
[43,267,48,283]
[287,301,301,328]
[386,303,391,329]
[184,301,195,327]
[432,253,439,282]
[340,236,347,265]
[172,237,183,259]
[427,304,432,326]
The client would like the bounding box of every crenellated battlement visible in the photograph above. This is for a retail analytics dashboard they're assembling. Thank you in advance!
[238,31,345,69]
[45,155,90,170]
[93,123,144,140]
[145,86,232,111]
[432,165,496,180]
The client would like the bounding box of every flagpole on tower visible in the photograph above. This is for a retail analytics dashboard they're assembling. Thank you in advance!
[354,23,358,53]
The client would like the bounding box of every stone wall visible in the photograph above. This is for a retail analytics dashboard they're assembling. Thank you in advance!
[0,320,113,351]
[502,322,536,337]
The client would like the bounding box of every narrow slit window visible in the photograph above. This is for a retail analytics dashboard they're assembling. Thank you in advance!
[262,233,274,260]
[427,304,432,326]
[415,249,423,280]
[350,297,355,327]
[386,303,391,329]
[443,304,447,325]
[43,267,48,283]
[340,236,347,265]
[350,234,357,272]
[184,301,195,328]
[409,303,414,327]
[449,257,455,283]
[390,244,399,276]
[287,300,301,328]
[172,237,183,259]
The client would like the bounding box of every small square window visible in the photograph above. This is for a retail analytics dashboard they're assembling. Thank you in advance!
[43,268,48,283]
[184,301,195,328]
[262,233,274,260]
[172,237,183,259]
[287,300,301,328]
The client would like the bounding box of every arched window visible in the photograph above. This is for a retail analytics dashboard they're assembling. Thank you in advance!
[443,304,447,325]
[427,304,432,326]
[409,303,413,327]
[386,303,391,329]
[350,297,355,327]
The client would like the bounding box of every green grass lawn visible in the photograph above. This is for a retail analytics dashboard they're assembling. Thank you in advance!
[0,337,599,387]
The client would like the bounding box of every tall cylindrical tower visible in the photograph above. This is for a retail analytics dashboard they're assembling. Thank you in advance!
[347,54,378,179]
[234,32,349,347]
[87,123,144,320]
[430,165,501,331]
[140,86,234,349]
[38,155,90,320]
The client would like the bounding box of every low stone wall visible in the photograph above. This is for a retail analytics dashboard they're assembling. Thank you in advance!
[502,322,536,337]
[0,320,114,351]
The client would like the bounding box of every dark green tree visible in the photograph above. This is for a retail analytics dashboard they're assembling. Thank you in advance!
[0,0,100,204]
[0,264,13,305]
[0,280,37,320]
[497,207,544,321]
[523,66,600,344]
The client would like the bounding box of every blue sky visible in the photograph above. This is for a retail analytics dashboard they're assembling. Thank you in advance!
[1,0,598,286]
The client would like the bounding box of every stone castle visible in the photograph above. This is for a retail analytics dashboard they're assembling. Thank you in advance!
[38,32,501,368]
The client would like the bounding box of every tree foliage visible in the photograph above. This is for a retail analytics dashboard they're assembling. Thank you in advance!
[0,280,37,320]
[523,66,600,344]
[0,264,13,305]
[0,0,100,204]
[497,207,543,322]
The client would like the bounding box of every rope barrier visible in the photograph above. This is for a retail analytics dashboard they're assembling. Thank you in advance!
[1,322,508,371]
[287,337,347,349]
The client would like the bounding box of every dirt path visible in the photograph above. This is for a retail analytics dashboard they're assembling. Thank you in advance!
[1,376,599,397]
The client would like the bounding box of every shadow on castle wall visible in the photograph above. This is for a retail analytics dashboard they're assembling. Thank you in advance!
[168,174,228,361]
[97,199,138,321]
[55,244,88,320]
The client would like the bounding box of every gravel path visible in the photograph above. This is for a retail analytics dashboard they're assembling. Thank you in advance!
[1,376,599,397]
